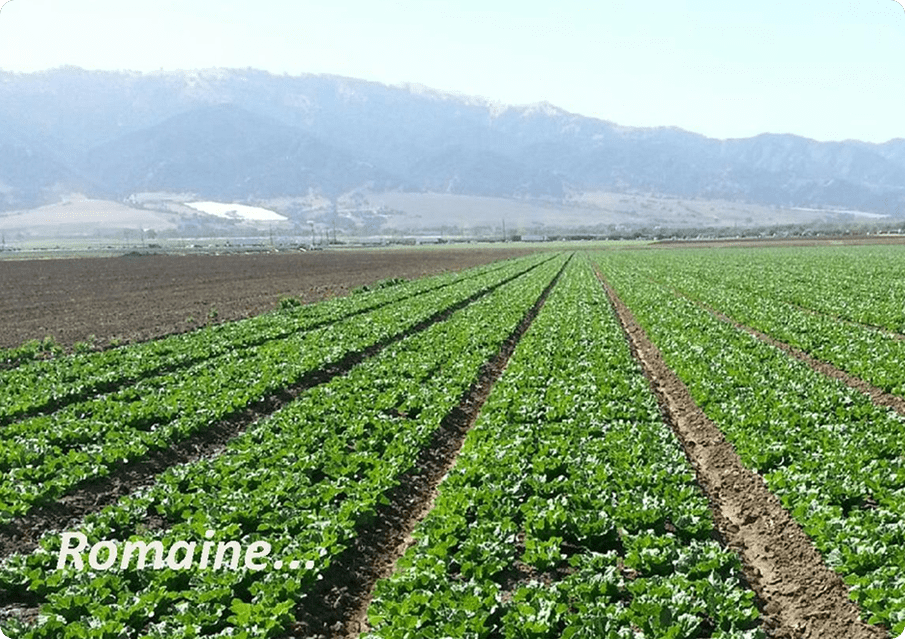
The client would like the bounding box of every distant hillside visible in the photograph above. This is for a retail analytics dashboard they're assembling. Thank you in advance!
[81,103,396,199]
[1,67,903,225]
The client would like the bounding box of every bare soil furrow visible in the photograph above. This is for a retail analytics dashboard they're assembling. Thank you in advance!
[0,261,548,561]
[284,257,568,639]
[597,271,887,639]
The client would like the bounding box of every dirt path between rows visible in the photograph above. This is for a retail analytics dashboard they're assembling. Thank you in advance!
[285,258,568,639]
[597,272,888,639]
[784,301,905,343]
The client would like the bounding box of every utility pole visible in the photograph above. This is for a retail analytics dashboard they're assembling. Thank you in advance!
[502,218,506,242]
[332,199,338,244]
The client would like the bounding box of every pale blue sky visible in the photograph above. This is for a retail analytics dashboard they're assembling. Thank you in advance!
[0,0,901,143]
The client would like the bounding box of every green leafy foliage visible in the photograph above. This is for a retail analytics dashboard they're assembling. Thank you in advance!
[366,256,761,638]
[0,254,558,524]
[596,247,905,630]
[0,253,567,637]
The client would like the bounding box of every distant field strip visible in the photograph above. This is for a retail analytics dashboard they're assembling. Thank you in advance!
[0,254,555,525]
[0,255,567,638]
[653,245,905,333]
[643,244,905,331]
[596,249,905,634]
[366,255,761,638]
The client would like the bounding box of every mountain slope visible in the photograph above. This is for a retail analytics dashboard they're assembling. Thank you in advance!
[80,103,397,199]
[0,67,903,220]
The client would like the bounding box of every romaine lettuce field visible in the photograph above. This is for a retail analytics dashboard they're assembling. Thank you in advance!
[1,244,904,639]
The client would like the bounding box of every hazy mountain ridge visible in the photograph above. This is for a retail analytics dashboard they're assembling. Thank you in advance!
[1,67,903,218]
[81,104,397,199]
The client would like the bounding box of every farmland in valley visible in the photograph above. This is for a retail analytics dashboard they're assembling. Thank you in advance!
[1,243,904,638]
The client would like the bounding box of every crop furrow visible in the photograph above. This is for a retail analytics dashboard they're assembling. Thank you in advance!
[284,253,566,639]
[0,255,559,559]
[596,268,886,639]
[595,251,904,636]
[783,301,905,343]
[632,260,905,403]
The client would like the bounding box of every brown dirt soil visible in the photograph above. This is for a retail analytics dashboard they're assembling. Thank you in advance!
[285,259,566,639]
[0,247,538,350]
[598,273,888,639]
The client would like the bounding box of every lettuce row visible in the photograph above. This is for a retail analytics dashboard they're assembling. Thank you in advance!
[0,253,550,424]
[612,248,905,399]
[0,254,552,524]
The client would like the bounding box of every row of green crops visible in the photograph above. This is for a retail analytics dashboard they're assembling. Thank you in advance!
[0,254,556,524]
[0,254,568,638]
[608,247,905,398]
[365,255,762,639]
[595,251,905,634]
[0,337,63,371]
[0,254,551,425]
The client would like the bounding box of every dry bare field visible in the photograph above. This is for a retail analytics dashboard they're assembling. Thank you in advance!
[0,246,539,350]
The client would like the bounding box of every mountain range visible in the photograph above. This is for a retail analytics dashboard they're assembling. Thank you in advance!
[1,67,904,226]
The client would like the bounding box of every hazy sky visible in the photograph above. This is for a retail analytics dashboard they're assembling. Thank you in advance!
[0,0,901,143]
